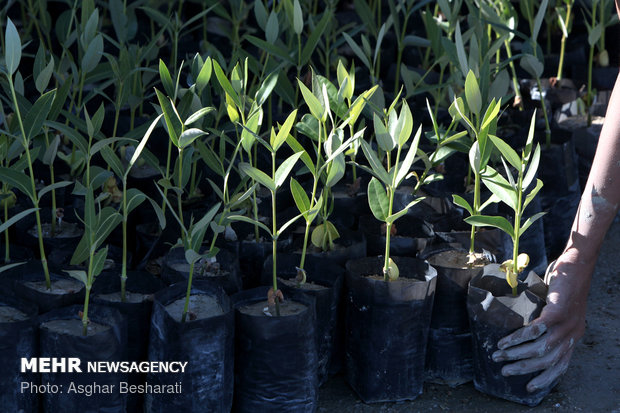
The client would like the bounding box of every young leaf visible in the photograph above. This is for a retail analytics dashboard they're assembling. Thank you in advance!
[454,22,469,77]
[127,113,163,176]
[374,113,395,152]
[0,207,37,234]
[490,135,521,171]
[255,71,279,107]
[293,0,303,35]
[465,215,515,239]
[465,71,482,115]
[520,211,546,236]
[155,89,181,147]
[91,247,108,278]
[300,10,332,66]
[265,11,279,44]
[395,126,422,187]
[481,166,518,211]
[367,177,389,222]
[24,89,56,142]
[360,140,390,184]
[185,107,215,126]
[452,194,474,216]
[387,199,423,224]
[213,60,242,109]
[191,202,221,241]
[125,188,147,215]
[38,181,73,201]
[274,152,303,189]
[239,162,275,191]
[82,34,103,74]
[272,109,298,151]
[5,18,21,75]
[178,128,207,149]
[228,214,272,237]
[523,144,541,191]
[297,79,325,121]
[35,55,54,94]
[290,177,310,215]
[195,56,212,94]
[64,270,88,286]
[0,166,35,201]
[523,178,544,210]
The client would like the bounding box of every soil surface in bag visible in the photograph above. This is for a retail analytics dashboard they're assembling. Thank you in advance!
[424,249,485,386]
[467,264,551,406]
[289,227,367,266]
[38,304,127,412]
[10,261,85,313]
[0,295,38,413]
[345,256,437,403]
[232,286,318,413]
[160,246,242,294]
[262,253,345,385]
[146,281,233,413]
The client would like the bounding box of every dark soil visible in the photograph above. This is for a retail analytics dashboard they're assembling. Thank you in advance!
[238,300,307,317]
[96,291,150,304]
[40,319,109,336]
[318,223,620,412]
[0,305,28,322]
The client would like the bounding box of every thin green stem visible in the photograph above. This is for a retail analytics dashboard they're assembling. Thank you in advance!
[271,152,280,316]
[535,77,552,148]
[181,261,195,323]
[121,178,128,302]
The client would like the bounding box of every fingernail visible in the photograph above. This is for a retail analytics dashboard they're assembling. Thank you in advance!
[497,340,507,350]
[501,366,514,376]
[492,351,505,362]
[527,383,538,392]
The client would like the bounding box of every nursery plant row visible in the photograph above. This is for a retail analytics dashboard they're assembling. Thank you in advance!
[0,0,617,411]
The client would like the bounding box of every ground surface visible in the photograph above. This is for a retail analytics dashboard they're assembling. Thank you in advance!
[318,222,620,412]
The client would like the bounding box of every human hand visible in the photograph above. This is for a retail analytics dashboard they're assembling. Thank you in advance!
[491,252,593,392]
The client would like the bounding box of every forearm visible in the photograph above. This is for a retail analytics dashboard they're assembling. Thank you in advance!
[562,73,620,266]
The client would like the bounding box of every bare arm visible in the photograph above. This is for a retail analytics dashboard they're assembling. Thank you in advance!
[492,71,620,392]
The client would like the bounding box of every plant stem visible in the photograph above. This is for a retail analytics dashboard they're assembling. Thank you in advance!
[511,168,524,297]
[121,178,128,302]
[177,148,185,235]
[181,261,195,323]
[8,78,51,289]
[470,171,481,254]
[3,193,9,262]
[504,40,523,110]
[383,187,394,281]
[535,77,552,148]
[271,152,280,316]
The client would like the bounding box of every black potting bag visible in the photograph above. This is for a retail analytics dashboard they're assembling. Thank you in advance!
[467,264,552,406]
[38,304,128,412]
[0,294,38,412]
[10,261,85,313]
[422,248,484,386]
[92,270,166,413]
[359,214,434,257]
[146,281,234,412]
[160,246,242,294]
[261,253,345,385]
[344,256,437,403]
[232,286,318,412]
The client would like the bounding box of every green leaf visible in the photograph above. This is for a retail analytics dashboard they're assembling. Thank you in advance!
[286,134,315,173]
[360,140,390,184]
[293,0,303,35]
[265,11,279,44]
[523,144,541,191]
[147,195,166,230]
[159,59,174,97]
[481,166,518,211]
[274,152,303,189]
[239,162,275,191]
[520,54,544,79]
[127,114,163,177]
[82,34,103,74]
[124,188,146,215]
[278,213,302,236]
[46,120,88,155]
[35,55,54,94]
[42,135,60,166]
[191,202,221,241]
[490,135,521,171]
[387,199,423,223]
[255,71,279,107]
[465,71,482,115]
[374,113,395,152]
[452,194,474,216]
[588,23,603,47]
[367,177,389,222]
[481,99,501,130]
[38,181,72,201]
[398,101,414,147]
[91,247,108,278]
[342,32,371,70]
[290,177,310,215]
[532,0,549,41]
[91,137,133,158]
[24,89,56,142]
[0,166,35,201]
[0,207,37,234]
[272,109,297,151]
[395,126,422,187]
[454,22,469,77]
[469,141,482,172]
[524,178,544,210]
[155,89,182,147]
[178,128,206,149]
[5,18,21,75]
[254,0,268,29]
[520,211,546,236]
[64,270,88,286]
[212,60,242,109]
[185,107,215,126]
[465,215,515,239]
[195,56,212,94]
[228,214,272,237]
[297,79,325,121]
[185,249,202,265]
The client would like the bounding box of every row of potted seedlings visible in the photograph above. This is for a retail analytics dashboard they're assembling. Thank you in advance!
[1,0,617,410]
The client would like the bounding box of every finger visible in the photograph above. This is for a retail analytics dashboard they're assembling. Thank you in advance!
[501,340,568,376]
[526,351,572,393]
[493,335,548,362]
[498,322,547,350]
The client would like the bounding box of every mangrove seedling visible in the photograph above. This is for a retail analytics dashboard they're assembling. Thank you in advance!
[465,112,546,295]
[229,110,303,315]
[355,99,424,281]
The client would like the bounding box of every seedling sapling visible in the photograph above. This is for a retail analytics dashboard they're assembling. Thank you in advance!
[229,110,303,315]
[465,112,546,295]
[355,98,424,281]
